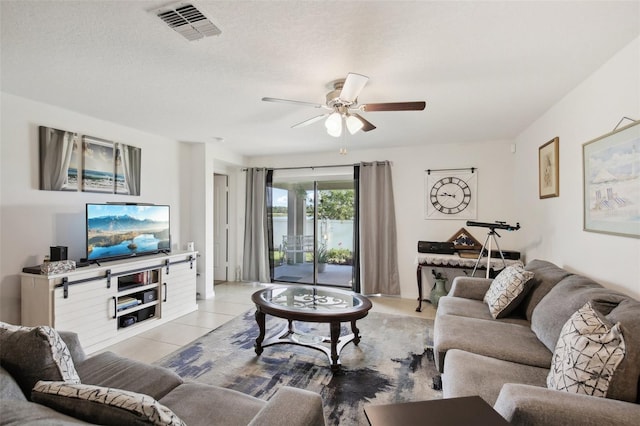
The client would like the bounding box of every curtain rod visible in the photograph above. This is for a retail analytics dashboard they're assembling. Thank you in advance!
[426,167,476,175]
[242,161,390,171]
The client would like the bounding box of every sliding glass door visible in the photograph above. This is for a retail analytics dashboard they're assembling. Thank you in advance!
[271,168,355,288]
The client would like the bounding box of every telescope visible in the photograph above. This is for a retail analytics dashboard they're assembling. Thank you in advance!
[466,221,520,232]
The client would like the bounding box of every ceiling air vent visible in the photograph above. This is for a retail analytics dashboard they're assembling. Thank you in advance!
[155,3,221,41]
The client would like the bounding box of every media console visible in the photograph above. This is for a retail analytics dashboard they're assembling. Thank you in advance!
[21,251,198,354]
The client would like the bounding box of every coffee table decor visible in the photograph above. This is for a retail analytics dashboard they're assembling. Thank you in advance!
[252,285,373,371]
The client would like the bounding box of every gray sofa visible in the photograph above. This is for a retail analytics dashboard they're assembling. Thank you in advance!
[0,329,326,426]
[433,259,640,425]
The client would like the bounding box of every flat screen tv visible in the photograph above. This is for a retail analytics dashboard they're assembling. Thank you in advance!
[86,203,170,262]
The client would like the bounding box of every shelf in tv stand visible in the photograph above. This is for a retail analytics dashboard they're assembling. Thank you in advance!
[118,283,158,298]
[116,300,159,318]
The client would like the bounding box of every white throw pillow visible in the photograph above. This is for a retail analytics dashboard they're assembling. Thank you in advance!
[32,381,186,426]
[483,264,534,319]
[547,301,626,397]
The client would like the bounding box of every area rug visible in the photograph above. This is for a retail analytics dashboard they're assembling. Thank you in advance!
[155,310,441,425]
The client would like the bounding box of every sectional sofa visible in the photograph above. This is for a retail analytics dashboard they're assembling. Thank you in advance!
[0,324,326,425]
[434,259,640,425]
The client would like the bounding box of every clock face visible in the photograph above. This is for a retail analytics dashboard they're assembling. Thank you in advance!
[429,177,471,214]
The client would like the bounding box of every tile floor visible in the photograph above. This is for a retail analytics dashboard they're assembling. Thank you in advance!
[99,281,436,364]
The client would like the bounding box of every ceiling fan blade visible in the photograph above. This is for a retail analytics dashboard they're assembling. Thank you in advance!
[291,114,328,128]
[352,113,376,132]
[362,101,426,112]
[339,73,369,103]
[262,97,324,109]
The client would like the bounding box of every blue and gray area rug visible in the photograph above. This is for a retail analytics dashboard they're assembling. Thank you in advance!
[156,310,441,425]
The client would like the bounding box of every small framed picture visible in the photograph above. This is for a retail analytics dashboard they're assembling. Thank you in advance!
[539,137,559,199]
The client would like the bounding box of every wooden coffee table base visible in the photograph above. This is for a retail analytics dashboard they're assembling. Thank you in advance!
[254,309,362,372]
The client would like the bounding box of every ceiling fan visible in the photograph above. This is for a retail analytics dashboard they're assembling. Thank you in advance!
[262,73,426,137]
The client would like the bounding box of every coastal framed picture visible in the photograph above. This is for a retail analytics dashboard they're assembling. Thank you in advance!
[539,137,559,199]
[583,120,640,238]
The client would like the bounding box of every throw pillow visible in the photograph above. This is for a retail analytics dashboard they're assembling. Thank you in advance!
[547,301,626,397]
[32,381,186,426]
[0,323,81,399]
[483,264,535,319]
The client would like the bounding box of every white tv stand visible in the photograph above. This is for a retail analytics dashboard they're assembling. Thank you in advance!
[21,251,198,354]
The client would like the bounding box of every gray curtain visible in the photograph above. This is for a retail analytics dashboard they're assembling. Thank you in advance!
[358,161,400,295]
[242,168,270,282]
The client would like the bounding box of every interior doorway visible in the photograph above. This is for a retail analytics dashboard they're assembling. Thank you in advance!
[213,173,229,283]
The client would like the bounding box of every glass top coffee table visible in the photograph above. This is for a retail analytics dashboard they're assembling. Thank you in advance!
[251,285,372,372]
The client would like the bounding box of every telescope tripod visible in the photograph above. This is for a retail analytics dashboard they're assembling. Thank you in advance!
[472,229,508,278]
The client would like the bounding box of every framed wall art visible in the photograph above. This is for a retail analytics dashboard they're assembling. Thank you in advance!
[425,168,477,220]
[583,120,640,238]
[539,137,559,199]
[38,125,142,195]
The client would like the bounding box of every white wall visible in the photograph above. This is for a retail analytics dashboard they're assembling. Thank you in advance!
[0,94,185,324]
[514,36,640,299]
[247,139,518,299]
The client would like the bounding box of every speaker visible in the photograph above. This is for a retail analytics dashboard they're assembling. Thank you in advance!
[50,246,68,261]
[417,241,455,255]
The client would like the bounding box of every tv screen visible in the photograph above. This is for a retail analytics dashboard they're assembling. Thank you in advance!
[86,203,170,262]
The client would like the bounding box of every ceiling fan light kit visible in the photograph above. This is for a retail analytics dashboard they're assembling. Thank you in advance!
[263,72,426,139]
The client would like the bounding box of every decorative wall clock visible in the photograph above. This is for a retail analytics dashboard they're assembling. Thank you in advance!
[425,168,478,220]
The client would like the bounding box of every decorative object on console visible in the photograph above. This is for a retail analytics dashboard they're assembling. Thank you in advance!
[447,227,482,251]
[583,119,639,239]
[425,168,477,220]
[40,260,76,275]
[38,125,141,196]
[539,137,559,199]
[430,270,448,308]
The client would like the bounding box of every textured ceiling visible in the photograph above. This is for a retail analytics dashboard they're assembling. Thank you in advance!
[1,1,639,157]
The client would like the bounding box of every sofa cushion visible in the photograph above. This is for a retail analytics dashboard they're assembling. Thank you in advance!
[437,296,530,326]
[484,265,534,319]
[433,314,552,373]
[0,323,81,399]
[159,383,265,426]
[0,399,88,425]
[0,365,27,401]
[530,275,623,352]
[515,259,573,320]
[442,349,549,406]
[547,301,625,398]
[603,298,640,403]
[32,381,185,426]
[75,351,183,400]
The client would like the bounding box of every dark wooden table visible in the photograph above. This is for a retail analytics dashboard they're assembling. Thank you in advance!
[364,396,510,426]
[251,285,372,372]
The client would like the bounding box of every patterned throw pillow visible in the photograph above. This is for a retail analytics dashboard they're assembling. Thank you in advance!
[0,323,81,399]
[483,264,534,319]
[547,301,626,397]
[32,381,186,426]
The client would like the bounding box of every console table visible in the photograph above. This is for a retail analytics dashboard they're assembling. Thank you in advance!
[415,253,521,312]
